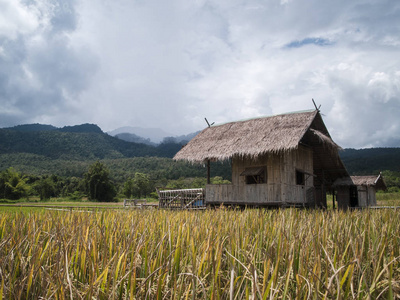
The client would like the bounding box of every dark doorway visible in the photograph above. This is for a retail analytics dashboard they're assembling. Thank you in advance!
[349,186,358,207]
[296,170,305,185]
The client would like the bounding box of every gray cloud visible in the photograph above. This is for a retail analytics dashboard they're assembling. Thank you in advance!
[49,1,77,33]
[0,0,97,126]
[0,0,399,148]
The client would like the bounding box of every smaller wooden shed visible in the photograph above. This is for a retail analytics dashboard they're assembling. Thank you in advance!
[333,174,387,209]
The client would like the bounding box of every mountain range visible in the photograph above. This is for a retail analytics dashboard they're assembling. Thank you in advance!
[0,123,399,177]
[0,123,184,160]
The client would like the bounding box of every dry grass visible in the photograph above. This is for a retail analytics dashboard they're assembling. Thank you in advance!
[0,208,399,299]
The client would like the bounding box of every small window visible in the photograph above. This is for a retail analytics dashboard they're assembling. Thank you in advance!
[240,167,267,184]
[296,170,305,185]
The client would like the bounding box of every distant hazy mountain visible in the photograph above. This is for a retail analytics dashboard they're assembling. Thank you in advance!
[180,131,200,142]
[109,126,201,145]
[115,132,157,146]
[162,131,201,144]
[108,126,173,143]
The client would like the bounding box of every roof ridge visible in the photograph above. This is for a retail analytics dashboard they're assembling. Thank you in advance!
[210,109,317,128]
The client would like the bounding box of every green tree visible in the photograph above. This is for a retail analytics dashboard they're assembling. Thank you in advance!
[123,178,135,198]
[166,177,187,189]
[211,176,231,185]
[84,161,116,202]
[61,177,85,198]
[133,172,151,198]
[34,177,55,200]
[0,168,30,200]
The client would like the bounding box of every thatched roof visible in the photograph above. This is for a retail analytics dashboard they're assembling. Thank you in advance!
[333,174,387,190]
[174,110,339,163]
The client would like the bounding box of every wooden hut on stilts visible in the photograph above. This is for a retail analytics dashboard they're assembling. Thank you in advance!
[172,109,349,208]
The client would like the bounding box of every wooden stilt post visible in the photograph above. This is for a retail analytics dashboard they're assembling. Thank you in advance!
[204,117,213,185]
[322,170,326,208]
[207,160,211,184]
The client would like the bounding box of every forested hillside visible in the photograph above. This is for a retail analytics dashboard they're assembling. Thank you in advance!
[0,124,182,160]
[1,123,399,190]
[0,124,231,188]
[339,148,400,174]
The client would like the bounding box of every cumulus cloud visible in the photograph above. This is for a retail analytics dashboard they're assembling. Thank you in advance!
[0,0,399,148]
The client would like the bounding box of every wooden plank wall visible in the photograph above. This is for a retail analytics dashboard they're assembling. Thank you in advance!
[367,186,377,206]
[283,146,314,203]
[358,186,377,207]
[207,146,314,205]
[357,186,368,207]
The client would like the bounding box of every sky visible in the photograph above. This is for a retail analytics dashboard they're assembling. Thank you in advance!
[0,0,399,148]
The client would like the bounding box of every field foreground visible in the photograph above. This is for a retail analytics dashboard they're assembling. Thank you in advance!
[0,208,399,299]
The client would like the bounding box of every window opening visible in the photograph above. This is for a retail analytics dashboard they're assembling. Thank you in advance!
[240,167,267,184]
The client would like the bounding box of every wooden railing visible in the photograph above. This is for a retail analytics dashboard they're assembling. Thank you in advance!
[205,184,315,206]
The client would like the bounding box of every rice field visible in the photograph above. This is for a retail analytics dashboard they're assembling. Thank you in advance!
[0,208,399,299]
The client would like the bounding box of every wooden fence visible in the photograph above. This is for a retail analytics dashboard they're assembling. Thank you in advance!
[123,199,147,208]
[157,188,205,209]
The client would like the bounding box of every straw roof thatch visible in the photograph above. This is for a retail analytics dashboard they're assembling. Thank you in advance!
[333,174,387,190]
[174,110,339,163]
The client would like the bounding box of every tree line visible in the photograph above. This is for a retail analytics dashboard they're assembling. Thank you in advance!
[0,161,231,202]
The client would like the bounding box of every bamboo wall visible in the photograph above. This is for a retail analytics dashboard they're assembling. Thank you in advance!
[206,146,315,206]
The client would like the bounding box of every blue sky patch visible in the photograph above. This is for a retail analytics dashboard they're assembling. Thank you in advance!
[285,37,333,48]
